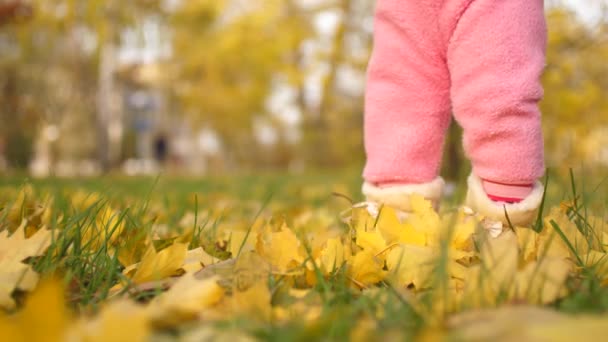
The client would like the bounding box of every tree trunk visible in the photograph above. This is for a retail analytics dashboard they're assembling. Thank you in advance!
[304,0,348,167]
[96,40,123,172]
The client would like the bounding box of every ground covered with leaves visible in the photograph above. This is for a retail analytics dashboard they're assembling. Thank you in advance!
[0,172,607,341]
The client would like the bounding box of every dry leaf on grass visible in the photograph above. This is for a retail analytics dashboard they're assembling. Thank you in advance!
[462,230,572,306]
[231,281,272,321]
[386,244,467,290]
[121,242,188,286]
[0,220,52,309]
[355,230,387,257]
[347,250,386,288]
[387,244,437,290]
[2,183,607,340]
[317,237,347,275]
[376,207,426,246]
[71,300,150,342]
[81,206,126,250]
[181,247,221,274]
[256,224,305,274]
[0,280,70,341]
[148,274,224,326]
[448,306,608,342]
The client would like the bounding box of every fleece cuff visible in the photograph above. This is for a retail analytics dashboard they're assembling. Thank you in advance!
[466,174,544,227]
[362,177,445,212]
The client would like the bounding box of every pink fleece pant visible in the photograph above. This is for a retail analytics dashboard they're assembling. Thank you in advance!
[363,0,547,187]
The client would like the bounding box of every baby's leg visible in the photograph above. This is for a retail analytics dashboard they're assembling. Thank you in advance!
[448,0,546,225]
[362,1,451,211]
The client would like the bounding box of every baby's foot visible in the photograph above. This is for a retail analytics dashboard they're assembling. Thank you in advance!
[465,174,544,234]
[361,177,445,215]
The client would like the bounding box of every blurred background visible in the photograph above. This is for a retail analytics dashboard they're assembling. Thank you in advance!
[0,0,606,179]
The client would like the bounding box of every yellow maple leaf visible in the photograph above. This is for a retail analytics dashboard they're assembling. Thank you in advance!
[71,300,149,342]
[539,207,591,259]
[6,185,35,228]
[376,207,426,246]
[116,235,151,268]
[181,247,221,273]
[3,185,53,237]
[123,243,188,285]
[347,250,386,288]
[409,194,436,214]
[443,211,477,252]
[514,256,571,304]
[387,244,436,289]
[0,220,52,309]
[515,227,538,264]
[273,300,323,323]
[81,206,126,250]
[386,244,467,291]
[408,194,442,244]
[232,281,272,322]
[0,280,70,342]
[461,231,519,306]
[256,224,305,274]
[229,230,257,258]
[304,226,343,266]
[233,251,268,285]
[464,230,572,306]
[480,230,519,284]
[318,237,346,275]
[350,206,377,233]
[355,230,387,256]
[148,274,224,326]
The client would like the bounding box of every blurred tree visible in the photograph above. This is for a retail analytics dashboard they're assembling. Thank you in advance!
[170,0,314,168]
[0,0,165,172]
[91,0,165,170]
[542,6,608,169]
[0,0,35,169]
[298,0,373,168]
[171,0,375,169]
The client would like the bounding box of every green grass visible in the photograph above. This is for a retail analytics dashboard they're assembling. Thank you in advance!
[1,168,607,340]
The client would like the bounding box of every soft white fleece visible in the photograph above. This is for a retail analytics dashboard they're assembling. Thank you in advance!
[466,174,544,226]
[362,177,445,212]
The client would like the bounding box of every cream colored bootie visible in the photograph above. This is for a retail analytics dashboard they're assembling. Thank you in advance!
[465,174,544,228]
[361,177,445,214]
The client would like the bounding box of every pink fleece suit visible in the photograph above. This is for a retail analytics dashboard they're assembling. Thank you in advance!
[363,0,547,204]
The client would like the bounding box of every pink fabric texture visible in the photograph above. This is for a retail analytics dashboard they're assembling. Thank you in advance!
[363,0,547,187]
[481,180,534,203]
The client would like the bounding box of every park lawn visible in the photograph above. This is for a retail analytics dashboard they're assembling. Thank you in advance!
[0,169,607,341]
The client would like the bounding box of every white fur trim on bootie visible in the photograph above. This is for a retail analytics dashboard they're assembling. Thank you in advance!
[362,177,445,213]
[465,174,544,227]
